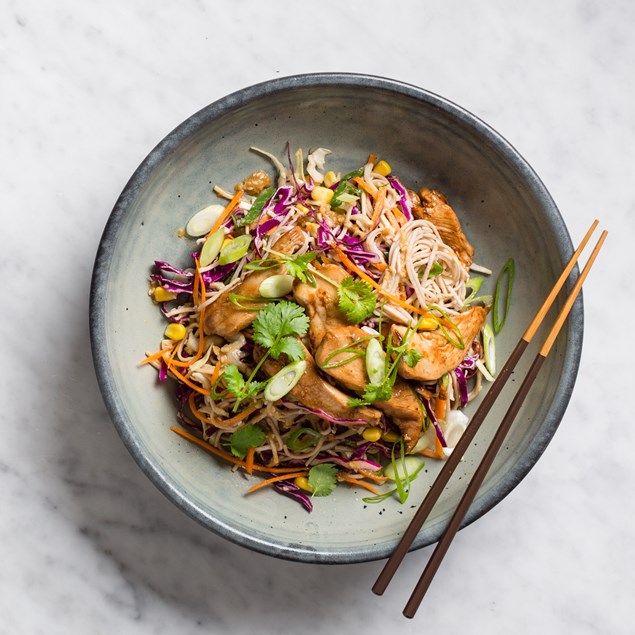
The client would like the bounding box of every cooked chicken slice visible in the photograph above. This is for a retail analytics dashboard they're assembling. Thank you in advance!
[258,341,382,426]
[312,326,368,392]
[410,188,474,269]
[205,226,305,339]
[392,306,487,381]
[293,263,349,349]
[376,380,424,453]
[313,326,424,452]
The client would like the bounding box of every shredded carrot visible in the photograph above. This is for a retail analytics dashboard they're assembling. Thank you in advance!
[370,186,387,227]
[210,361,222,387]
[187,394,257,428]
[332,245,434,319]
[170,426,306,474]
[391,206,408,226]
[367,153,376,165]
[245,447,255,476]
[370,261,387,272]
[188,392,211,425]
[246,471,308,494]
[139,346,174,366]
[219,405,259,427]
[339,475,381,495]
[435,397,447,421]
[358,468,389,484]
[166,365,210,395]
[353,176,378,198]
[205,190,243,239]
[422,436,445,460]
[167,262,209,369]
[192,257,200,304]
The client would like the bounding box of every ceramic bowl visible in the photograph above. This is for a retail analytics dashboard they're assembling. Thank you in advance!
[90,73,582,563]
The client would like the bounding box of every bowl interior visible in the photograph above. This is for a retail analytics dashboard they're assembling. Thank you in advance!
[91,74,581,563]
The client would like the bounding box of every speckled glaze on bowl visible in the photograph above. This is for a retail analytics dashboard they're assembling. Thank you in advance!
[90,73,582,563]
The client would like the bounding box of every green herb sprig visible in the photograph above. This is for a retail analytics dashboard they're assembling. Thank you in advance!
[215,301,310,411]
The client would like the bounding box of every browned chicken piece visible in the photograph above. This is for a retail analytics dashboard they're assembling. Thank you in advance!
[305,295,425,451]
[293,263,349,349]
[205,226,305,339]
[313,327,423,452]
[392,306,487,382]
[312,326,368,392]
[258,341,382,426]
[410,188,474,269]
[237,170,272,196]
[376,380,424,453]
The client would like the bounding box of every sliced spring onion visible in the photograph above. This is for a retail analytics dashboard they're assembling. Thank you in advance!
[481,323,496,376]
[199,229,225,267]
[258,274,294,298]
[228,294,273,310]
[185,204,225,237]
[319,335,374,369]
[428,304,465,349]
[493,258,515,334]
[365,338,386,386]
[218,235,252,266]
[263,360,306,402]
[287,427,321,451]
[419,261,444,279]
[464,276,483,303]
[383,455,425,482]
[475,359,495,382]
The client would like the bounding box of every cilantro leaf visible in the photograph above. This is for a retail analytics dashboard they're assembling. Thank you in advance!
[348,382,393,407]
[403,348,423,368]
[229,424,266,458]
[252,301,310,350]
[270,335,305,362]
[308,463,338,497]
[337,276,376,324]
[218,364,266,409]
[282,252,318,284]
[221,364,247,396]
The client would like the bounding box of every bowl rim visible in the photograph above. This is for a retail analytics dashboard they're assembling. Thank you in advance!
[90,72,583,563]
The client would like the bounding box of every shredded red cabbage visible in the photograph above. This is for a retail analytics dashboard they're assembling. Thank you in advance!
[280,399,367,425]
[273,480,313,512]
[387,176,413,220]
[422,398,448,447]
[454,366,469,408]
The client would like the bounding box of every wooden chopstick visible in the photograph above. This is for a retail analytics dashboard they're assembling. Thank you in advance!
[372,219,600,597]
[402,228,607,618]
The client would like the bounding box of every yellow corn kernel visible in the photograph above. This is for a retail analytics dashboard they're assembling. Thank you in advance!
[310,186,334,204]
[164,323,186,341]
[374,160,391,176]
[323,171,338,187]
[294,476,313,493]
[417,317,439,331]
[153,287,178,303]
[221,237,233,250]
[381,430,401,443]
[297,203,309,213]
[362,426,383,442]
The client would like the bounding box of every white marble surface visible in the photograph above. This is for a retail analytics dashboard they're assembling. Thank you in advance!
[2,1,634,632]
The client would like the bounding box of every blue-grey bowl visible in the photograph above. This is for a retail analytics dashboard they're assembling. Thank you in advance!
[90,73,582,563]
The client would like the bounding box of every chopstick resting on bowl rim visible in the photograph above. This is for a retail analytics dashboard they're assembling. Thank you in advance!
[372,219,606,610]
[401,226,607,618]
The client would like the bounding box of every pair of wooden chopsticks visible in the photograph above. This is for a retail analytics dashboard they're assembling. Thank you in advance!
[372,219,607,618]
